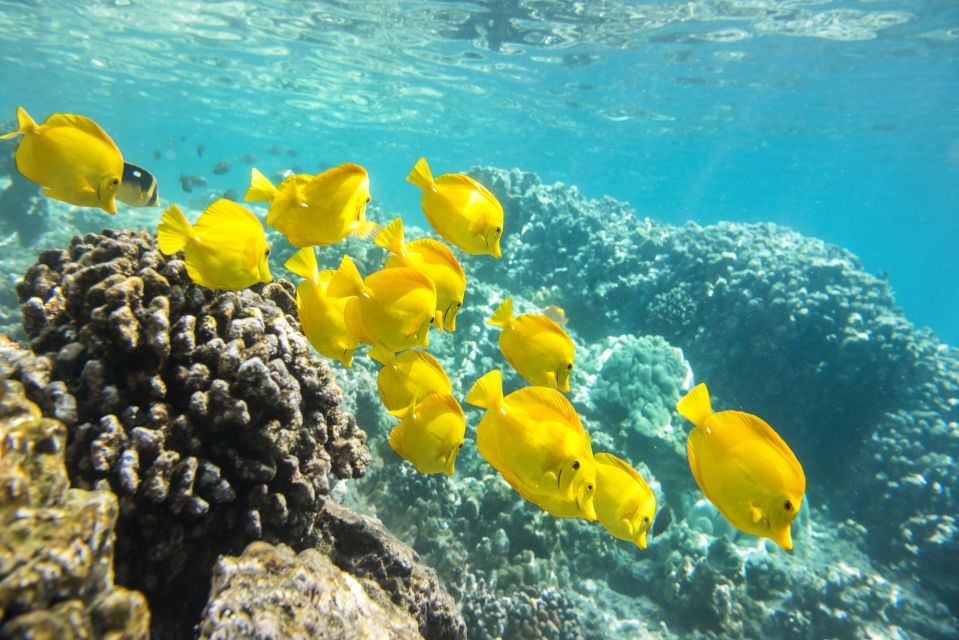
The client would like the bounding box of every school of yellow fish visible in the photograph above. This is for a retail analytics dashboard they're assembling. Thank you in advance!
[1,107,808,552]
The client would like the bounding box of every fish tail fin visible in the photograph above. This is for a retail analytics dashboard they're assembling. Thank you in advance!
[284,247,318,282]
[466,370,503,410]
[0,106,37,139]
[406,157,436,192]
[676,383,713,428]
[374,217,408,259]
[352,220,381,241]
[487,297,514,328]
[327,254,369,299]
[244,168,278,202]
[157,204,194,255]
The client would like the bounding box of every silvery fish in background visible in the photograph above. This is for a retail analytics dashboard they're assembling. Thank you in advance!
[117,162,159,207]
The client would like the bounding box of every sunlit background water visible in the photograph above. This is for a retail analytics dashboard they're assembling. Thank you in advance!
[1,0,956,344]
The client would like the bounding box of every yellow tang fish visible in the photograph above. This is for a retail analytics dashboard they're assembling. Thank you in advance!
[371,348,452,412]
[117,162,159,207]
[388,393,466,476]
[1,106,124,214]
[284,247,360,368]
[541,305,567,326]
[676,383,806,551]
[375,218,467,332]
[488,297,575,393]
[466,370,597,521]
[157,200,272,291]
[327,255,437,358]
[593,453,657,550]
[406,157,504,258]
[244,164,378,247]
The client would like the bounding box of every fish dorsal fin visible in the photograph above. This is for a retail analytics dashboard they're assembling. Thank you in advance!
[327,255,368,299]
[520,312,568,337]
[303,162,368,200]
[367,266,435,294]
[403,349,449,385]
[717,410,804,481]
[196,199,261,232]
[438,172,492,201]
[406,238,465,278]
[594,452,650,491]
[284,247,319,283]
[514,386,582,433]
[422,393,464,419]
[45,113,120,155]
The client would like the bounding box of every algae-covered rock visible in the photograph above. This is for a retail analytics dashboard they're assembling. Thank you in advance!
[198,541,422,640]
[0,378,149,638]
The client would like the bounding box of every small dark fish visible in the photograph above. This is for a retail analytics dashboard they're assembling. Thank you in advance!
[222,188,239,202]
[211,160,231,175]
[197,143,205,158]
[179,174,208,193]
[117,162,160,207]
[652,505,673,539]
[152,149,162,161]
[286,148,300,157]
[239,153,258,164]
[267,145,284,155]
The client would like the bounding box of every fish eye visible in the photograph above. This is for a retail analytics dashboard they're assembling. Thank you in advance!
[111,178,120,186]
[495,226,502,234]
[566,363,573,370]
[572,460,580,470]
[643,516,651,524]
[784,500,793,511]
[458,443,464,450]
[586,484,593,492]
[365,195,371,203]
[265,248,271,256]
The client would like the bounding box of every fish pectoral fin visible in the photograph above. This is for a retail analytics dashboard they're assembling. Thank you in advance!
[620,518,634,536]
[750,506,764,523]
[544,370,557,387]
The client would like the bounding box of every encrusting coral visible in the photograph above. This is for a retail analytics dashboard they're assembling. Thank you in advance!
[10,229,372,636]
[0,375,150,639]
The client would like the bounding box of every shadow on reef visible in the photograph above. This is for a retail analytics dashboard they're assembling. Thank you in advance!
[0,229,466,639]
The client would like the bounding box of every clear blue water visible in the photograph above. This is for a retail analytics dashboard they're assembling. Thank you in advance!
[1,0,956,343]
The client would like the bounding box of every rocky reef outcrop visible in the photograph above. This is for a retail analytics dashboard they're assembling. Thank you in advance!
[9,229,373,636]
[0,375,150,639]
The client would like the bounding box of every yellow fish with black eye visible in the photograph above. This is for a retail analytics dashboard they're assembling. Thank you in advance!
[371,348,452,412]
[593,452,657,550]
[1,106,123,214]
[284,247,360,368]
[327,255,437,358]
[157,200,272,291]
[466,369,597,521]
[376,217,467,332]
[388,393,466,476]
[406,157,504,258]
[676,383,806,551]
[488,297,575,393]
[244,164,378,246]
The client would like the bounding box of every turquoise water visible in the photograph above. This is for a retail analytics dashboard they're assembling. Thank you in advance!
[2,2,959,638]
[2,0,956,342]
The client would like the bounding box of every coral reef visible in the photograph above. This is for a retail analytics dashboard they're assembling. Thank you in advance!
[333,167,959,638]
[0,376,149,639]
[11,229,371,636]
[198,541,422,639]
